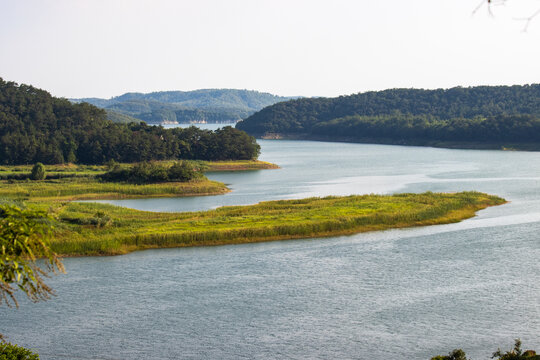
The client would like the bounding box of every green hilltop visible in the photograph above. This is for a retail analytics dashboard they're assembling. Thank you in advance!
[236,84,540,150]
[72,89,296,124]
[0,78,260,165]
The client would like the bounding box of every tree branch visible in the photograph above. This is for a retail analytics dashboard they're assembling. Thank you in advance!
[473,0,539,31]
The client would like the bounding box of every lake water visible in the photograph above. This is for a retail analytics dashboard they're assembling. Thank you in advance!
[2,140,539,360]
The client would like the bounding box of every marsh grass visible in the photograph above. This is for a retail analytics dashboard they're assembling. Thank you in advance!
[0,177,229,201]
[0,164,504,256]
[0,160,276,200]
[198,160,279,171]
[0,160,277,176]
[0,160,278,197]
[44,191,505,256]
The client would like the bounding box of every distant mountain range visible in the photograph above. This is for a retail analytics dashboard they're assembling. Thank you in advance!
[71,89,296,124]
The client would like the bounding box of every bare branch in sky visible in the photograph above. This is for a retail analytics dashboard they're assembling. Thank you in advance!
[515,8,540,31]
[473,0,508,17]
[473,0,539,31]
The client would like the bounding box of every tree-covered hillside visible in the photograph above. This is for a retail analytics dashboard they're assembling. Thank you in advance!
[236,85,540,148]
[0,78,260,165]
[105,109,141,124]
[72,89,295,124]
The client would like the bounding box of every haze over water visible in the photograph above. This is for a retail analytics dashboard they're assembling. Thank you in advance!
[2,139,539,359]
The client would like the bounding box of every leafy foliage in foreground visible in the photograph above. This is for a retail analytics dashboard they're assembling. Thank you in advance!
[492,339,540,360]
[39,191,505,256]
[0,205,64,307]
[0,77,260,165]
[0,342,40,360]
[432,339,540,360]
[432,349,469,360]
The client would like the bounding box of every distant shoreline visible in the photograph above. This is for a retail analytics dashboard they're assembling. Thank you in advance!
[258,133,540,151]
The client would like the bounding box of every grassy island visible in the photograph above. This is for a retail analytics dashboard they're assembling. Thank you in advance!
[39,191,504,256]
[0,177,230,201]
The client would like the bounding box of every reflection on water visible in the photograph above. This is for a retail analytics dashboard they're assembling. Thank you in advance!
[2,140,540,360]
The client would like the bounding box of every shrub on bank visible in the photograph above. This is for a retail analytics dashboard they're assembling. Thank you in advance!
[100,161,198,184]
[30,163,46,180]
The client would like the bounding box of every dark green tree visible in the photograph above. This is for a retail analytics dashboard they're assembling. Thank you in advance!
[30,163,46,181]
[168,161,196,182]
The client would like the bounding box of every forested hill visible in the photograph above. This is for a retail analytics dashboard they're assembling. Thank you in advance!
[72,89,295,124]
[0,78,260,165]
[236,85,540,148]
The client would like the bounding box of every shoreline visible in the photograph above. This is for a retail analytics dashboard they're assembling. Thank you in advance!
[201,160,280,171]
[258,134,540,152]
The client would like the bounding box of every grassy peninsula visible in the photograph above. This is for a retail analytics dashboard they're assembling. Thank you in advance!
[0,177,229,201]
[0,163,505,257]
[0,160,276,201]
[38,191,504,256]
[200,160,279,171]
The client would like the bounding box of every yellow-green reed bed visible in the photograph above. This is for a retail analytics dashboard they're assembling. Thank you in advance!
[0,159,277,177]
[199,160,279,171]
[0,177,229,201]
[0,160,278,200]
[142,159,278,172]
[0,163,104,177]
[45,191,505,256]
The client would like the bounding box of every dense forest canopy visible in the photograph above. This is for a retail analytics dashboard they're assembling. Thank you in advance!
[0,78,260,165]
[311,113,540,144]
[104,109,141,124]
[72,89,296,124]
[236,85,540,147]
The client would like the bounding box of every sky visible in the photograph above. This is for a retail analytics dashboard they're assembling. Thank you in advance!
[0,0,539,99]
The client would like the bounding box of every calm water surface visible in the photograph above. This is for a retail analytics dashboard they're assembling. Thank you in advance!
[2,140,539,360]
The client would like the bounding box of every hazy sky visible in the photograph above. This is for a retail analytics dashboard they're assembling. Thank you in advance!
[1,0,539,98]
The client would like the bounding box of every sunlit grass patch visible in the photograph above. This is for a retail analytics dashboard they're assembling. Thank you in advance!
[0,177,229,201]
[44,191,505,256]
